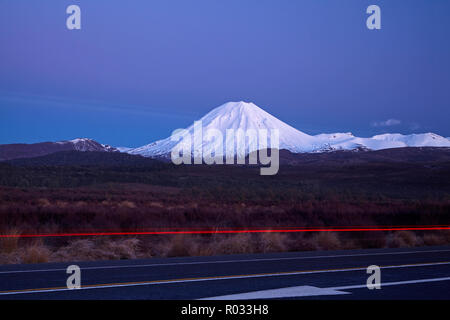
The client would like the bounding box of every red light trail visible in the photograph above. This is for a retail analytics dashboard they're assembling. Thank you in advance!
[0,225,449,238]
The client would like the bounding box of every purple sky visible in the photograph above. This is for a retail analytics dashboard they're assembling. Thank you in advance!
[1,0,449,147]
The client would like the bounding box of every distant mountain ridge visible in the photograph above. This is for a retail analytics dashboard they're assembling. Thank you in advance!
[127,101,450,157]
[0,138,118,161]
[1,102,449,161]
[4,147,450,168]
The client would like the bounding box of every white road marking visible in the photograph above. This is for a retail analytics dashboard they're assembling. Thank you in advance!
[200,277,450,300]
[0,261,448,296]
[1,248,449,274]
[332,276,450,291]
[201,286,350,300]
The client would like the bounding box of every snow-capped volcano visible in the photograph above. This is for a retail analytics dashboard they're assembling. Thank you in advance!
[130,101,317,157]
[128,101,450,157]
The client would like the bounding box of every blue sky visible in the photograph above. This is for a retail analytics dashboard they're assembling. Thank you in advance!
[1,0,449,147]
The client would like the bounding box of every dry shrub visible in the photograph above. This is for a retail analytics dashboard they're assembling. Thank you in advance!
[316,232,342,250]
[387,231,418,248]
[0,252,20,264]
[51,238,141,262]
[105,238,140,259]
[164,235,196,257]
[22,244,51,264]
[149,202,164,208]
[287,234,317,251]
[55,201,68,208]
[258,232,288,253]
[0,228,21,254]
[52,239,102,261]
[443,230,450,242]
[213,234,254,255]
[119,201,136,209]
[353,231,387,249]
[37,198,51,207]
[423,231,450,246]
[423,234,446,246]
[195,244,215,256]
[340,238,360,250]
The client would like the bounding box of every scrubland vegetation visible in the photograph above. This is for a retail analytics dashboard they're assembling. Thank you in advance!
[1,183,449,264]
[0,149,449,264]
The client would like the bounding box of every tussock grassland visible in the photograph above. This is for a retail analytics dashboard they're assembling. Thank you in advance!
[0,183,449,264]
[1,230,450,264]
[0,151,449,264]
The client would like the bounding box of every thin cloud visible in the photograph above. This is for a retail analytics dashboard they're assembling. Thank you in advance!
[371,118,401,127]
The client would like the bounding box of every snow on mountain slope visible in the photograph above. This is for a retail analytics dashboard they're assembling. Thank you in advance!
[128,101,450,157]
[312,132,450,151]
[64,138,118,152]
[116,147,134,153]
[370,133,450,148]
[0,138,118,161]
[129,101,318,157]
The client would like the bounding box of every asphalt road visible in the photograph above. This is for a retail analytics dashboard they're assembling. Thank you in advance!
[0,246,449,299]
